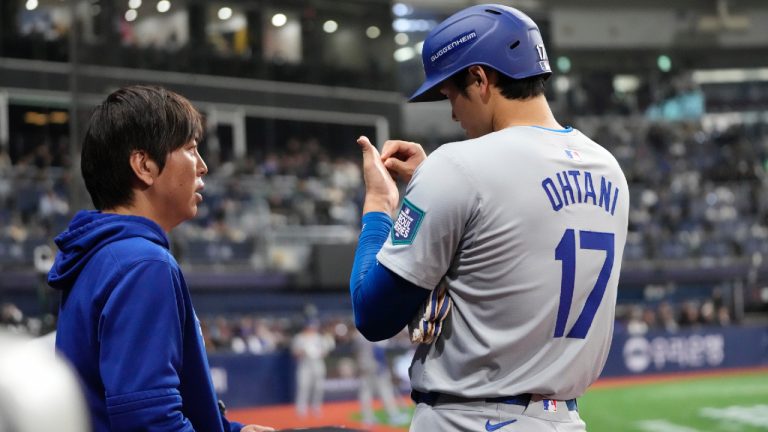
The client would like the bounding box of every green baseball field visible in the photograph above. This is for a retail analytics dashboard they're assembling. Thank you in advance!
[579,369,768,432]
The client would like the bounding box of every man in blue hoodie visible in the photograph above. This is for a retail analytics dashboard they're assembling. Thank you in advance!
[48,85,273,432]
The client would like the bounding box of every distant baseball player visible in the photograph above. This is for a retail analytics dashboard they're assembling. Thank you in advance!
[292,318,335,418]
[352,331,409,426]
[349,4,629,431]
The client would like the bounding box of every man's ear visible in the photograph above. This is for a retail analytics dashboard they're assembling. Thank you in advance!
[128,150,159,187]
[468,65,487,84]
[468,65,492,101]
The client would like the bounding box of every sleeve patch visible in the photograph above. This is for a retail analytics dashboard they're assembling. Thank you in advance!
[392,198,425,245]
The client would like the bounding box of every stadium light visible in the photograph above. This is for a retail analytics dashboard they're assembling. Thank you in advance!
[366,26,381,39]
[24,112,47,126]
[393,18,435,33]
[392,3,412,17]
[657,55,672,72]
[271,13,287,27]
[554,76,571,93]
[25,0,38,11]
[613,75,640,93]
[156,0,170,13]
[323,20,338,34]
[394,33,409,46]
[125,9,138,22]
[394,47,415,62]
[49,112,69,124]
[218,7,232,21]
[393,18,409,32]
[556,56,571,74]
[128,0,141,9]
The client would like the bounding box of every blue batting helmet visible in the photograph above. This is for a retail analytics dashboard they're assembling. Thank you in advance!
[409,4,551,103]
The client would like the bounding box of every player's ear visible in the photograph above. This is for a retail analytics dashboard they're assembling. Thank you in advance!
[468,65,491,99]
[128,150,159,187]
[468,65,486,87]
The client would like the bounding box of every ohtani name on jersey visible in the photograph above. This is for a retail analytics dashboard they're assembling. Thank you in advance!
[541,170,620,215]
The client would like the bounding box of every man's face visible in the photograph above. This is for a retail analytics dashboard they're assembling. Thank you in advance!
[439,76,490,139]
[152,139,207,229]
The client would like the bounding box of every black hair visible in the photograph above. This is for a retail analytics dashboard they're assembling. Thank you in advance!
[449,65,548,100]
[81,85,203,210]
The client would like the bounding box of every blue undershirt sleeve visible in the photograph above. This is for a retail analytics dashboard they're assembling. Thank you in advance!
[350,212,430,341]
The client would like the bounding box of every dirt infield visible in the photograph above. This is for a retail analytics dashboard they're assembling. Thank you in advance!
[228,398,413,432]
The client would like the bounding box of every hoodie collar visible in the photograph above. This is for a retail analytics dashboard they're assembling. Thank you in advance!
[48,210,169,290]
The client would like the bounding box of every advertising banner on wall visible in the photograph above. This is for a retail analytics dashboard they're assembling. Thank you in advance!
[601,325,768,377]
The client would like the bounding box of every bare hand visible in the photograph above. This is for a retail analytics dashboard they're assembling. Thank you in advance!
[240,424,276,432]
[357,135,399,215]
[380,140,427,184]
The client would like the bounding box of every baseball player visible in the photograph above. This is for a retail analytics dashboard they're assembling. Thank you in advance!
[292,319,335,417]
[349,4,629,431]
[352,331,409,425]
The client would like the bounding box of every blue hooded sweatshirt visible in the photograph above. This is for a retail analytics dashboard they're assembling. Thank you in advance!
[49,210,243,432]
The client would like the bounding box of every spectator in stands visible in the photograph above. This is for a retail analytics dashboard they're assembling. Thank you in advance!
[678,301,702,328]
[38,184,69,222]
[291,318,335,418]
[251,318,279,353]
[699,300,716,326]
[47,85,273,432]
[211,315,236,351]
[716,305,731,326]
[657,301,679,333]
[641,307,657,331]
[4,211,29,243]
[711,287,726,310]
[230,316,278,355]
[626,306,649,336]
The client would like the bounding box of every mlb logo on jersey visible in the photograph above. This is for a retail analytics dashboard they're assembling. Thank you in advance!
[392,198,425,245]
[564,149,582,162]
[543,399,557,413]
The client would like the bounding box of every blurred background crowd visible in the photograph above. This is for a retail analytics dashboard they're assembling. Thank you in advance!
[3,117,768,339]
[2,0,768,417]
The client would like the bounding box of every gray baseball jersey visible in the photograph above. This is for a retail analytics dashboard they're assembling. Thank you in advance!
[377,126,629,400]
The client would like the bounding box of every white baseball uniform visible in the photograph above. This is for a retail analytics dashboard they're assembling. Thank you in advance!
[292,330,335,417]
[377,125,629,430]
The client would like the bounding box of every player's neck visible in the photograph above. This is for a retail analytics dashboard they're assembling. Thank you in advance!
[492,94,562,132]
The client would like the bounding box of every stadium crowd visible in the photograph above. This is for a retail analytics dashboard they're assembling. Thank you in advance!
[589,118,768,267]
[3,118,768,272]
[614,291,733,337]
[2,110,767,347]
[0,291,734,350]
